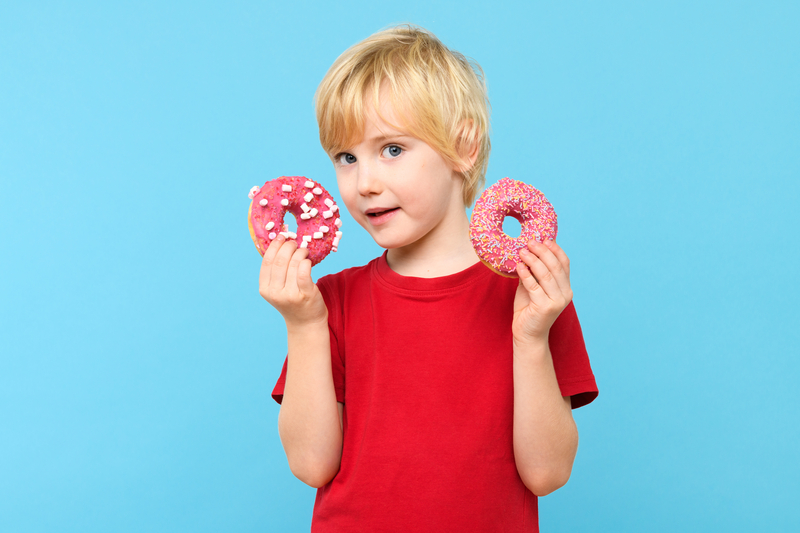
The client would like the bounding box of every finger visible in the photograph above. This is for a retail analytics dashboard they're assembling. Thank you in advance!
[516,255,542,296]
[259,234,286,288]
[527,240,569,293]
[520,247,561,301]
[285,246,309,293]
[262,233,285,263]
[269,238,298,289]
[544,238,570,278]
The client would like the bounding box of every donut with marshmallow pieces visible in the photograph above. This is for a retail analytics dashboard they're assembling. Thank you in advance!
[248,176,343,264]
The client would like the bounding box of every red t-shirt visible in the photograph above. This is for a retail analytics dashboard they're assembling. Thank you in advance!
[272,254,598,532]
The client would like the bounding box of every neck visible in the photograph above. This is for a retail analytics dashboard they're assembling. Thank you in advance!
[386,210,480,278]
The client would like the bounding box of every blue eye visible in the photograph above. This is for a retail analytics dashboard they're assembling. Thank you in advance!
[383,145,402,158]
[337,153,357,165]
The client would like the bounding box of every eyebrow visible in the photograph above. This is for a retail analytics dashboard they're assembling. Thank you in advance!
[362,132,412,144]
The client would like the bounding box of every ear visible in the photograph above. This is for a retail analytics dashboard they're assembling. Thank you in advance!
[453,119,480,173]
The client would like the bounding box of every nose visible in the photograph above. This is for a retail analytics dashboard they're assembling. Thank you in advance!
[356,159,382,196]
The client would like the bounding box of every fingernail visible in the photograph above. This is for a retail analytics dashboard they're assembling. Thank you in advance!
[520,248,529,256]
[545,239,553,247]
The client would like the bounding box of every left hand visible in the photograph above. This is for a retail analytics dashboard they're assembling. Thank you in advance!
[512,239,573,345]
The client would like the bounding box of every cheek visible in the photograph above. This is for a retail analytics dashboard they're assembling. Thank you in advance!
[335,173,354,201]
[404,175,450,209]
[334,179,360,219]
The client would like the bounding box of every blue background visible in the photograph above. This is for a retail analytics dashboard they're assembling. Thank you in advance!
[1,1,798,531]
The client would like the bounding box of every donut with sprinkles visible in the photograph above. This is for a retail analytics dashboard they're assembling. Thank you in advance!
[469,177,557,277]
[248,176,343,265]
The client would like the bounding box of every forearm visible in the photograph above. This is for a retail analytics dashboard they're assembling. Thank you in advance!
[512,337,578,496]
[278,319,343,488]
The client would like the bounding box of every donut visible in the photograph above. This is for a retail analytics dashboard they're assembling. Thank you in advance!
[469,177,558,277]
[248,176,343,265]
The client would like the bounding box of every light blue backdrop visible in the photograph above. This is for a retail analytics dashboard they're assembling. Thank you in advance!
[1,1,798,531]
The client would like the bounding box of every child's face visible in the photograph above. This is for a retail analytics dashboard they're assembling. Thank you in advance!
[331,97,466,253]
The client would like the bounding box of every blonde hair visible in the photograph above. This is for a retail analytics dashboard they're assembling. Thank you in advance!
[315,24,491,206]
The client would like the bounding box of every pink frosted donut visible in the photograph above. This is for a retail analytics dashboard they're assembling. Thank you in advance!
[469,177,558,277]
[247,176,343,265]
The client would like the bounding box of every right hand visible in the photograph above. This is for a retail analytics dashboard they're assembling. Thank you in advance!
[259,235,327,328]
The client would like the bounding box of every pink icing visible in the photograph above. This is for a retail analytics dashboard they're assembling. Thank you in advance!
[469,177,558,276]
[249,176,342,266]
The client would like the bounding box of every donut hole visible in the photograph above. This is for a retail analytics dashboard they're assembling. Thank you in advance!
[283,213,299,234]
[502,215,522,238]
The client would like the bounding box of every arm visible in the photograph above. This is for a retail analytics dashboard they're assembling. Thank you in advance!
[260,235,343,488]
[511,239,578,496]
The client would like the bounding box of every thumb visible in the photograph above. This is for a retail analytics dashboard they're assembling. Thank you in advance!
[296,258,315,294]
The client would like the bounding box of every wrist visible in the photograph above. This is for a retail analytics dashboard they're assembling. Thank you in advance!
[285,313,329,335]
[512,335,550,359]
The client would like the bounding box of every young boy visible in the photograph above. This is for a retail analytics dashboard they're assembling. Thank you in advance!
[261,25,597,532]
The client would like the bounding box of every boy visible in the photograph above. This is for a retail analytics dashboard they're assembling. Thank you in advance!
[261,25,597,532]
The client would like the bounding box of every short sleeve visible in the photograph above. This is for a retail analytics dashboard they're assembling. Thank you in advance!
[549,301,598,408]
[270,275,346,405]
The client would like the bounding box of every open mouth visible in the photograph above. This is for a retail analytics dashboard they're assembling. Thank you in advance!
[367,207,399,217]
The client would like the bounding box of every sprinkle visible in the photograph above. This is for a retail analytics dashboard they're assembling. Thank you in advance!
[313,232,323,239]
[259,199,268,206]
[268,232,277,239]
[335,231,342,237]
[300,213,311,220]
[301,203,310,213]
[331,205,339,212]
[282,184,292,192]
[248,186,260,199]
[322,210,333,219]
[320,225,329,233]
[265,221,275,230]
[279,231,290,238]
[280,199,289,206]
[309,208,318,217]
[304,181,315,188]
[332,236,340,247]
[300,240,308,248]
[312,187,322,195]
[334,218,342,228]
[324,198,334,207]
[302,235,312,242]
[304,192,314,202]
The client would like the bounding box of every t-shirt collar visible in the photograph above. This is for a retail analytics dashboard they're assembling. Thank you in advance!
[374,250,496,292]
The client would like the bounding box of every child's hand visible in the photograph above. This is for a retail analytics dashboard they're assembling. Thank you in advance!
[259,235,328,328]
[512,239,573,345]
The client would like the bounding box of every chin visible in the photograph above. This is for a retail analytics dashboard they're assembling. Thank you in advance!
[372,238,403,250]
[370,234,413,251]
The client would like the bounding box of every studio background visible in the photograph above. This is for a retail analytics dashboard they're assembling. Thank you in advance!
[1,1,798,531]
